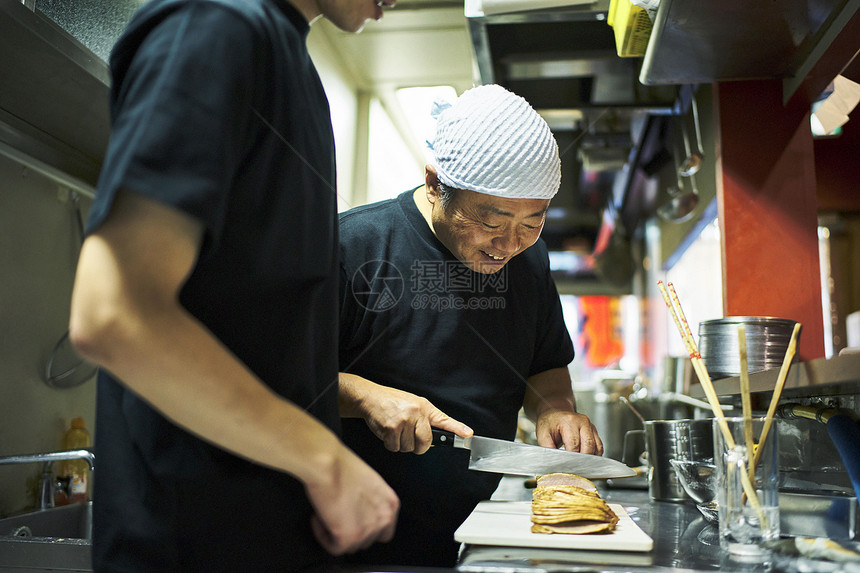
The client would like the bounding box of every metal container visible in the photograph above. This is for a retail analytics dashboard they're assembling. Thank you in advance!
[591,372,692,465]
[644,418,714,502]
[698,316,800,379]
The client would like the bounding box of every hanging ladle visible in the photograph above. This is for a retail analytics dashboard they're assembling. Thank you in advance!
[657,180,699,223]
[679,96,704,177]
[657,121,700,223]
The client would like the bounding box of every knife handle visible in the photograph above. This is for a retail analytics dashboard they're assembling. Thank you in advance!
[431,428,456,447]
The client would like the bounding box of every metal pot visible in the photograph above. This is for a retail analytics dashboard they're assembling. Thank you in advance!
[698,316,800,379]
[644,418,714,502]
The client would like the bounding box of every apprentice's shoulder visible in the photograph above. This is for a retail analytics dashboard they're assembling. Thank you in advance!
[137,0,273,17]
[124,0,300,38]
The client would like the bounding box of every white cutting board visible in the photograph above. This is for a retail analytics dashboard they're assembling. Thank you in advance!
[455,500,653,552]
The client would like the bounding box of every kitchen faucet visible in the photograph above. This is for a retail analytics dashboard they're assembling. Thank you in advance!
[0,449,95,509]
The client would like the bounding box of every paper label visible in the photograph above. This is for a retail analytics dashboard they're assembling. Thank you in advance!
[70,474,87,495]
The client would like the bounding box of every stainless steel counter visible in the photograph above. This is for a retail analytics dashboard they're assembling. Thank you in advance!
[456,478,860,573]
[458,487,725,572]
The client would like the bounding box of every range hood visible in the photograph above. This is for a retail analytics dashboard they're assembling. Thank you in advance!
[639,0,859,97]
[0,0,109,188]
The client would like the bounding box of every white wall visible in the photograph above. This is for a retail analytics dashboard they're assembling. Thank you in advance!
[366,98,424,205]
[309,23,423,211]
[663,220,724,357]
[308,25,361,212]
[0,153,97,516]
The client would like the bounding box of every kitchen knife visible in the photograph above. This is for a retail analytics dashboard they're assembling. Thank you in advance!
[431,429,636,479]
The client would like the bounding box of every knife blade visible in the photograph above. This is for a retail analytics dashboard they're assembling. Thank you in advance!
[431,429,636,479]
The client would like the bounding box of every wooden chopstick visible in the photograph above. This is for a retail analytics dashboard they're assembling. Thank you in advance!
[751,321,802,472]
[738,325,755,477]
[658,282,720,413]
[659,282,729,426]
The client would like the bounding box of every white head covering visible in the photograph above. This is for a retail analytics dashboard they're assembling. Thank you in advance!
[429,84,560,200]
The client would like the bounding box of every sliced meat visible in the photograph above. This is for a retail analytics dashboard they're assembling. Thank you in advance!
[530,475,617,535]
[536,472,599,492]
[531,520,616,535]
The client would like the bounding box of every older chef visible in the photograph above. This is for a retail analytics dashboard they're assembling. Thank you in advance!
[337,84,603,567]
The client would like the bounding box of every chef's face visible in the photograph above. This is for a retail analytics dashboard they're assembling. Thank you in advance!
[425,169,550,275]
[314,0,395,33]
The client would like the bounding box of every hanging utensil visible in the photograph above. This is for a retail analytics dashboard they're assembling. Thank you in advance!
[619,395,647,425]
[44,191,98,389]
[657,183,699,223]
[657,121,699,223]
[679,96,704,177]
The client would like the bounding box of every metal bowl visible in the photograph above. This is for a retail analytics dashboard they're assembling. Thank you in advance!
[698,316,800,379]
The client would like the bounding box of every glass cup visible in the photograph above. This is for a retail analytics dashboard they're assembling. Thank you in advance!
[713,417,780,559]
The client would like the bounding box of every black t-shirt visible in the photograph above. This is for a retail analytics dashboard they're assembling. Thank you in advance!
[338,189,574,567]
[88,0,338,570]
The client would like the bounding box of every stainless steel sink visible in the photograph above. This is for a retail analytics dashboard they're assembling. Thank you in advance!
[0,502,92,572]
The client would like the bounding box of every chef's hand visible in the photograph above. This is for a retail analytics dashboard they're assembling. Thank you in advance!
[306,445,399,555]
[524,368,603,455]
[339,372,473,454]
[535,410,604,456]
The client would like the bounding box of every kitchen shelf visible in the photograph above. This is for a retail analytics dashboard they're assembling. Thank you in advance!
[639,0,859,94]
[689,352,860,399]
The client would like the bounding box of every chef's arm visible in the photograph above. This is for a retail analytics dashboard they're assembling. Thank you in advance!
[69,190,398,555]
[524,367,603,455]
[339,372,473,454]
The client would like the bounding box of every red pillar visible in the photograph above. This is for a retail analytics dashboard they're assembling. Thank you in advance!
[713,79,825,361]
